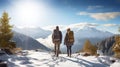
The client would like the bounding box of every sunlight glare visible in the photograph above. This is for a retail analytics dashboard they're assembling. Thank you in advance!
[14,0,47,26]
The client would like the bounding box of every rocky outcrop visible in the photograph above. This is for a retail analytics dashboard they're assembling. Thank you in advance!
[96,36,115,55]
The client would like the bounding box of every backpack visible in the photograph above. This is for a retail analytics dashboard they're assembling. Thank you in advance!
[68,31,74,43]
[53,30,60,42]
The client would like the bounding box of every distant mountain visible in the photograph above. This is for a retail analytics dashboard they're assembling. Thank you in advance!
[73,26,113,38]
[37,26,114,53]
[12,31,50,51]
[96,36,116,56]
[13,27,51,39]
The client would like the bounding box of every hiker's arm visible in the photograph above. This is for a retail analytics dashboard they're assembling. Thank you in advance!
[73,32,75,43]
[64,33,67,45]
[60,31,62,43]
[52,32,54,43]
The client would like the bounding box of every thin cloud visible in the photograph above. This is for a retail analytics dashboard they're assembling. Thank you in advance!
[78,12,120,21]
[87,5,103,10]
[69,23,99,28]
[43,22,99,31]
[103,24,119,27]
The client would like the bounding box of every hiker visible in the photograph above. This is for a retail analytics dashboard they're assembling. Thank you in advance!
[52,26,62,57]
[64,28,74,57]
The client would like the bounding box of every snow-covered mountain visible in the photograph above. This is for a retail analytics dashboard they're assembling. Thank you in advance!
[13,27,51,39]
[37,26,114,53]
[73,26,113,38]
[12,31,50,51]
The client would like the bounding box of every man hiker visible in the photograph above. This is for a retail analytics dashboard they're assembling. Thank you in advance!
[64,28,74,57]
[52,26,62,57]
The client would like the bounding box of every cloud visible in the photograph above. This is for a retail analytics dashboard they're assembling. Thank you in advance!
[43,22,99,31]
[43,25,66,31]
[103,24,119,27]
[87,5,103,10]
[68,22,99,28]
[78,12,120,20]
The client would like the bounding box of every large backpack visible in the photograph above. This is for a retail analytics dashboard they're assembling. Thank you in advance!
[53,30,60,42]
[68,31,74,43]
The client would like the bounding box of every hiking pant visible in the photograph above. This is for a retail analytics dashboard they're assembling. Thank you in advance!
[54,43,60,57]
[66,46,72,57]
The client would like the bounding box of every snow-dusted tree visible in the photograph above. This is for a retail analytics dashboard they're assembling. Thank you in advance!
[0,11,16,49]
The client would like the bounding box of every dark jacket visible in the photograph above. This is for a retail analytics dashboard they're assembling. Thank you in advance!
[64,32,74,46]
[52,30,62,44]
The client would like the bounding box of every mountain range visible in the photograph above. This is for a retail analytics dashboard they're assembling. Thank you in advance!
[13,27,51,39]
[37,26,114,53]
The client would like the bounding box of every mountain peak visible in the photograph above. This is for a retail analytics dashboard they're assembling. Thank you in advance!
[81,26,97,30]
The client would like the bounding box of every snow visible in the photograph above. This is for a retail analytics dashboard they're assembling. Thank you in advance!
[97,50,103,55]
[1,50,119,67]
[110,62,120,67]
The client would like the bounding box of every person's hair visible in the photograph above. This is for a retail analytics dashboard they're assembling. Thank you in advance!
[56,26,59,30]
[67,28,70,31]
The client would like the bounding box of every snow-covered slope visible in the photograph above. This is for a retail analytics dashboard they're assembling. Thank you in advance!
[2,50,119,67]
[12,31,50,51]
[37,26,114,53]
[13,27,51,39]
[111,62,120,67]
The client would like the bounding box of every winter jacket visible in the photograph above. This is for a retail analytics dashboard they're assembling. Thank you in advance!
[64,32,74,46]
[52,29,62,44]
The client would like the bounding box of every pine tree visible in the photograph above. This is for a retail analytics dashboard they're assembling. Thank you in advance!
[0,11,16,49]
[83,40,91,52]
[83,39,97,55]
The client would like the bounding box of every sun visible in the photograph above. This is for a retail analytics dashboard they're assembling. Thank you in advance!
[13,0,47,26]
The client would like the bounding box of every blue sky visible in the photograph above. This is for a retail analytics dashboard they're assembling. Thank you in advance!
[0,0,120,33]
